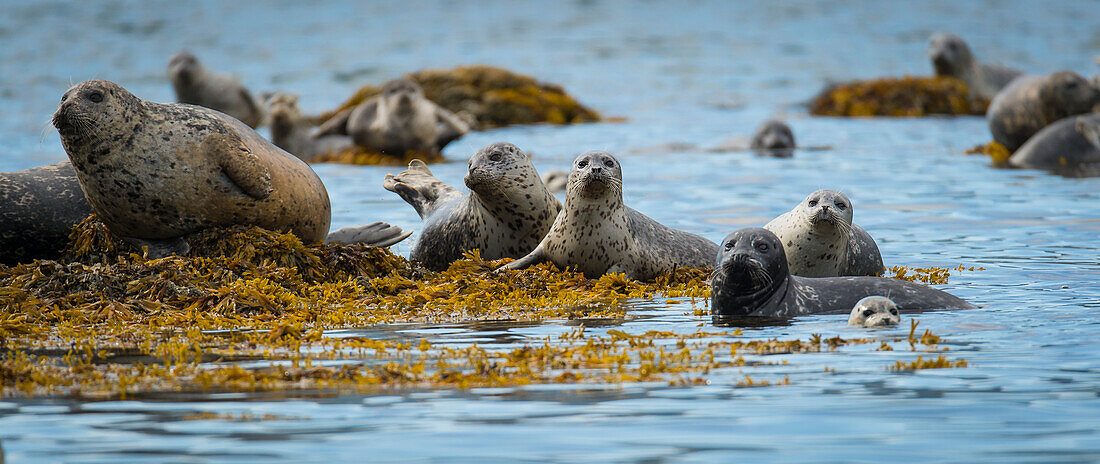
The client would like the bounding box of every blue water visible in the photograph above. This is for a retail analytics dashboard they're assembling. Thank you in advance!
[2,0,1100,462]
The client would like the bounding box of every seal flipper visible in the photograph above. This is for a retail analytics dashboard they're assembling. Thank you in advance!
[204,133,274,200]
[239,88,264,128]
[313,107,353,138]
[432,106,471,151]
[126,236,190,259]
[496,244,548,272]
[383,160,461,218]
[326,222,413,248]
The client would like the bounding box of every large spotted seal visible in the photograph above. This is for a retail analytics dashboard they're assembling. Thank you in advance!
[499,151,718,280]
[988,71,1100,152]
[848,296,901,327]
[1008,113,1100,175]
[763,189,885,277]
[749,119,796,158]
[710,228,973,319]
[267,93,353,162]
[168,51,265,128]
[927,32,1023,101]
[384,142,561,271]
[0,161,92,265]
[53,80,331,257]
[315,77,471,156]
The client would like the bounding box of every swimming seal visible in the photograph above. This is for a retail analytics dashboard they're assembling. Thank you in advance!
[168,51,265,128]
[749,119,796,158]
[988,71,1100,152]
[0,161,92,264]
[848,296,901,327]
[1008,113,1100,176]
[763,189,885,277]
[53,80,331,257]
[385,142,561,271]
[927,32,1023,101]
[499,151,718,280]
[315,77,471,156]
[710,228,973,318]
[267,93,354,162]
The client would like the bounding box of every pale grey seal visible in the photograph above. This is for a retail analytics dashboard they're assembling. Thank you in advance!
[53,80,331,257]
[384,142,561,271]
[499,151,718,280]
[764,189,885,277]
[267,93,354,162]
[848,296,901,327]
[540,169,569,192]
[1008,113,1100,176]
[928,32,1023,101]
[315,77,471,156]
[988,71,1100,152]
[167,51,265,128]
[710,228,973,319]
[749,119,796,158]
[0,161,92,264]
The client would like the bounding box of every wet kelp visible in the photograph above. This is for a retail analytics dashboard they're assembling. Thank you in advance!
[966,141,1012,166]
[810,76,989,117]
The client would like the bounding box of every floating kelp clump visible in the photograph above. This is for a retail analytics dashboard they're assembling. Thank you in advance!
[965,141,1012,166]
[887,264,984,285]
[310,146,445,166]
[809,76,988,117]
[323,65,601,130]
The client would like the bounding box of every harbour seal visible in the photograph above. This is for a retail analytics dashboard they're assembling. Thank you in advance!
[928,32,1023,101]
[988,71,1100,152]
[499,151,718,280]
[749,119,796,158]
[167,51,265,128]
[540,169,569,192]
[267,93,354,162]
[53,80,331,257]
[315,77,471,156]
[848,296,901,327]
[710,228,974,319]
[1008,113,1100,175]
[763,189,885,277]
[384,142,561,271]
[0,161,92,265]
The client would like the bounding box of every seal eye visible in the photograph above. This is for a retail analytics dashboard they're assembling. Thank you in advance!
[489,153,503,162]
[755,242,769,252]
[862,309,874,318]
[603,159,614,167]
[835,202,846,209]
[808,200,818,207]
[87,91,103,103]
[578,160,588,168]
[60,94,68,102]
[890,308,898,315]
[724,241,734,251]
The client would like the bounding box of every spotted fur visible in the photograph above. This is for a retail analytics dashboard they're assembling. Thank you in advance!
[167,51,265,128]
[0,161,92,264]
[847,296,901,327]
[764,189,885,277]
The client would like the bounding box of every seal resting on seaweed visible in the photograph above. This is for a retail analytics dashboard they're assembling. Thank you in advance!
[763,189,885,277]
[987,71,1100,152]
[848,296,901,327]
[167,50,266,128]
[927,32,1023,101]
[710,228,973,319]
[1008,113,1100,176]
[315,77,471,156]
[267,93,354,162]
[53,79,332,257]
[0,161,92,264]
[498,150,718,280]
[384,142,561,271]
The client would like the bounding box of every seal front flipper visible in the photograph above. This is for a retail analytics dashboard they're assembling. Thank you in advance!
[313,107,353,138]
[204,133,273,200]
[126,236,190,259]
[326,221,413,248]
[432,106,472,151]
[496,245,548,273]
[383,160,461,219]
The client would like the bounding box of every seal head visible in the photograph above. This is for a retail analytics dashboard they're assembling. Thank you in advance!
[848,296,901,327]
[750,119,796,157]
[711,228,789,316]
[53,80,145,168]
[928,33,973,78]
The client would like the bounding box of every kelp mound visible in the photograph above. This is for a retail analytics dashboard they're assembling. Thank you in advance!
[965,141,1012,166]
[322,65,601,129]
[809,76,989,117]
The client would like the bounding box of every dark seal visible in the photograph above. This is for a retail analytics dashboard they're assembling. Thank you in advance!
[1008,113,1100,176]
[0,161,92,264]
[710,228,973,318]
[988,71,1100,152]
[749,119,796,158]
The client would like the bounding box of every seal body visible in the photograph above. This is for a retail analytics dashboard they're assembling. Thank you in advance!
[749,119,796,158]
[848,296,901,327]
[384,142,561,271]
[500,151,718,280]
[168,51,265,128]
[0,161,92,264]
[710,228,973,318]
[764,189,885,277]
[53,80,331,256]
[1008,113,1100,175]
[988,71,1100,152]
[540,169,569,192]
[315,78,470,156]
[928,32,1023,101]
[267,93,353,161]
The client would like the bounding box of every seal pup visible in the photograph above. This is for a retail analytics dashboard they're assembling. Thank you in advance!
[0,161,93,265]
[384,142,561,271]
[988,71,1100,152]
[315,77,471,156]
[848,296,901,327]
[499,151,718,280]
[764,189,885,277]
[53,80,332,257]
[167,51,265,128]
[710,228,974,318]
[1008,113,1100,176]
[267,93,354,162]
[749,119,796,158]
[927,32,1023,101]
